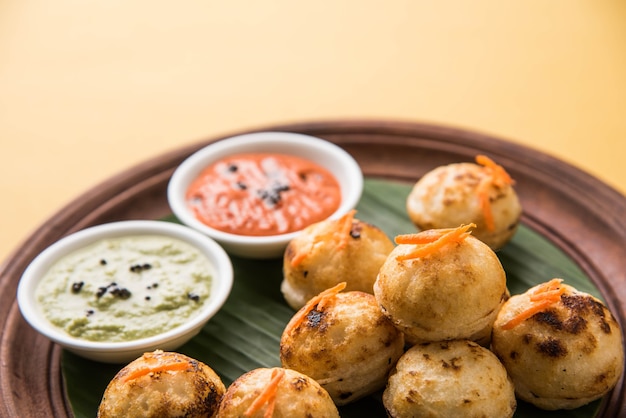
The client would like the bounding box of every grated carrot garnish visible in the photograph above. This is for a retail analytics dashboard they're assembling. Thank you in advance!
[335,209,357,250]
[284,282,347,334]
[395,224,475,261]
[120,360,191,383]
[476,155,513,186]
[530,278,563,295]
[289,231,327,268]
[477,180,495,232]
[394,228,458,244]
[290,210,356,268]
[475,155,514,232]
[244,368,286,418]
[289,249,309,268]
[500,299,555,331]
[501,279,565,330]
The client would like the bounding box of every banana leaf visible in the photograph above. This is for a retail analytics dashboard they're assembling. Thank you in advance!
[62,178,602,417]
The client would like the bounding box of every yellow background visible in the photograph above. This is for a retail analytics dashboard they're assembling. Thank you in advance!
[1,1,625,263]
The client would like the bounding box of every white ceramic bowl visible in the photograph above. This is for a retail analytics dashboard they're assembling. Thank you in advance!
[167,131,364,258]
[17,220,233,363]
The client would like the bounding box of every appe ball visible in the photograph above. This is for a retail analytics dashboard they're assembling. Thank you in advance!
[97,350,225,418]
[374,227,508,346]
[217,367,339,418]
[491,280,624,410]
[383,340,516,418]
[281,210,394,310]
[280,286,405,405]
[406,156,521,250]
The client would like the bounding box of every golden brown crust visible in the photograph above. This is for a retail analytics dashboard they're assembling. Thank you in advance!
[97,350,225,418]
[374,233,507,345]
[406,162,521,250]
[280,291,405,405]
[281,217,394,310]
[217,367,340,417]
[491,283,624,410]
[383,340,516,418]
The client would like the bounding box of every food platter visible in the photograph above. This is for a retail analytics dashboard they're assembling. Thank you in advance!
[1,120,624,417]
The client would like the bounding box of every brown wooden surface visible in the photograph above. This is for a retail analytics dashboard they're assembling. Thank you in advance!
[1,120,624,417]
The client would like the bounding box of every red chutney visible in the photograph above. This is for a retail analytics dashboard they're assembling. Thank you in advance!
[186,153,342,236]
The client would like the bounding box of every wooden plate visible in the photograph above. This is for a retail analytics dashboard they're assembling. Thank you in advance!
[1,120,624,417]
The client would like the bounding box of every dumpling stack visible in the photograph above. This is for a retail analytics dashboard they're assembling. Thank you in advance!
[371,223,518,416]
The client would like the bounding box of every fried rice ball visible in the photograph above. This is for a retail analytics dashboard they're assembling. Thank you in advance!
[280,284,405,405]
[374,224,508,346]
[217,367,340,418]
[97,350,225,418]
[491,279,624,410]
[281,209,394,310]
[383,340,517,418]
[406,155,521,250]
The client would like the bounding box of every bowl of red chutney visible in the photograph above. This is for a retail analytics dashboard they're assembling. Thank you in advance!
[167,131,364,258]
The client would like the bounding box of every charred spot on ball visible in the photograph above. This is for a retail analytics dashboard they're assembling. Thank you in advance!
[599,319,612,334]
[291,377,308,391]
[595,373,608,384]
[440,357,462,371]
[536,337,567,358]
[563,315,588,334]
[349,223,363,239]
[533,310,563,330]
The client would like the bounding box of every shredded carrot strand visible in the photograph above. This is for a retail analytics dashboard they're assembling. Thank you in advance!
[244,368,285,418]
[335,209,356,250]
[501,299,555,330]
[290,210,356,268]
[530,278,563,295]
[394,228,457,245]
[285,282,347,334]
[264,397,277,418]
[476,155,514,186]
[502,279,565,330]
[530,290,563,303]
[475,155,514,232]
[121,360,190,383]
[289,233,323,268]
[477,180,495,232]
[289,249,309,268]
[395,224,475,261]
[289,230,332,268]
